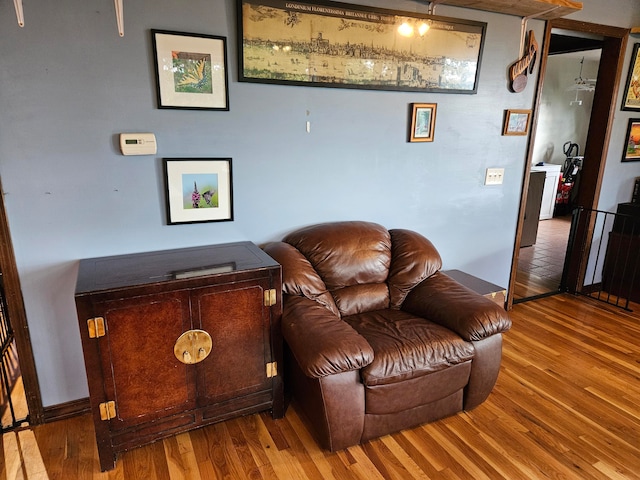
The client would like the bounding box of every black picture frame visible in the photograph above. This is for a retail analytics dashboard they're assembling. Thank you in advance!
[622,118,640,162]
[152,29,230,110]
[237,0,486,94]
[163,158,234,224]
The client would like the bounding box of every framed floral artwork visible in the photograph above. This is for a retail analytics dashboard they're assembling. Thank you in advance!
[163,158,233,224]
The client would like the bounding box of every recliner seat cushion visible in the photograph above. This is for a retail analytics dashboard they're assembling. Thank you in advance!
[343,309,475,387]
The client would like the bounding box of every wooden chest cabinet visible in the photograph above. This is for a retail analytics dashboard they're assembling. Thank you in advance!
[74,242,283,471]
[442,269,507,308]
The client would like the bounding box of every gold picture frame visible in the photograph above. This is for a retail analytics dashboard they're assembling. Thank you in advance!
[622,43,640,111]
[409,103,437,142]
[503,109,531,136]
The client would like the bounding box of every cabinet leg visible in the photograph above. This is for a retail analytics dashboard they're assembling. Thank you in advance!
[271,376,285,419]
[98,446,117,472]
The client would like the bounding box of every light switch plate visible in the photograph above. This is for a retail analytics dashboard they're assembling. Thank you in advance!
[485,168,505,185]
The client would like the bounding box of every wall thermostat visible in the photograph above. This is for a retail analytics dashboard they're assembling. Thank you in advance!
[119,133,157,155]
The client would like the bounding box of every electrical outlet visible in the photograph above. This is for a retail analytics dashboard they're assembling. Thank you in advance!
[485,168,505,185]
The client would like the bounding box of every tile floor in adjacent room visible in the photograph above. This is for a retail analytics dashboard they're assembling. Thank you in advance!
[516,215,572,297]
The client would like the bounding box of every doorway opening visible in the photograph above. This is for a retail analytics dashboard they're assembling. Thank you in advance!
[508,19,629,309]
[514,31,602,302]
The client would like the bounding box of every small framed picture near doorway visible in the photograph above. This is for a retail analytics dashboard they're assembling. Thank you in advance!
[503,109,531,136]
[409,103,437,142]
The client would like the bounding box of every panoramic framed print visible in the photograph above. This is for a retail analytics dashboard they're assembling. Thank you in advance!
[409,103,437,142]
[152,30,229,110]
[622,43,640,111]
[503,109,531,136]
[163,158,234,224]
[237,0,486,93]
[622,119,640,162]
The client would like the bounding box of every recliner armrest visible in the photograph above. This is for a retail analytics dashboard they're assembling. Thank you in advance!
[283,295,374,378]
[402,271,512,341]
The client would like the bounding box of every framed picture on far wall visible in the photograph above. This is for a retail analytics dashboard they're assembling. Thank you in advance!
[503,109,531,136]
[409,103,437,142]
[163,158,234,224]
[621,43,640,111]
[622,118,640,162]
[152,30,229,110]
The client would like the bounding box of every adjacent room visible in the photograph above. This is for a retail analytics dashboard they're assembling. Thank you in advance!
[0,0,639,477]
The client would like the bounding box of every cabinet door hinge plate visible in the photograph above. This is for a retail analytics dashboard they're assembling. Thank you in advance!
[99,401,116,421]
[264,289,277,307]
[87,317,106,338]
[266,361,278,378]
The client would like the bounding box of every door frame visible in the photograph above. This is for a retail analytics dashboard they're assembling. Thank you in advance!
[507,20,629,309]
[0,178,43,423]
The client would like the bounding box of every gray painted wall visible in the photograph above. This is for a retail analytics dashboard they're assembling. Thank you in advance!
[532,53,600,167]
[0,0,639,407]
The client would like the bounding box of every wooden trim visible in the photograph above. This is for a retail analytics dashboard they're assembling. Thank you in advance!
[432,0,582,20]
[555,22,629,293]
[506,23,551,311]
[42,397,91,423]
[551,19,629,37]
[0,178,44,423]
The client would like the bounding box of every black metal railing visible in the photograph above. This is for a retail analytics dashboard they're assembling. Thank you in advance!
[568,206,640,311]
[0,273,27,431]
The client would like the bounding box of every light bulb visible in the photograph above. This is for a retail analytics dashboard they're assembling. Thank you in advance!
[398,23,413,37]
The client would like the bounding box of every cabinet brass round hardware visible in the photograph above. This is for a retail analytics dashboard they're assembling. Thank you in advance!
[174,329,212,365]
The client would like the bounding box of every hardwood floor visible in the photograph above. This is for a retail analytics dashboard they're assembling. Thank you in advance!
[1,293,639,479]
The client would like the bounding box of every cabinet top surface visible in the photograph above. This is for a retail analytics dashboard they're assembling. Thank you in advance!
[75,241,279,294]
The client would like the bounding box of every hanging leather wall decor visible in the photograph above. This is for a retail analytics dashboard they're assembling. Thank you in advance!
[509,30,538,93]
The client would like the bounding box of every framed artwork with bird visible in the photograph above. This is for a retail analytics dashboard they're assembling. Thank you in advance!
[163,158,234,224]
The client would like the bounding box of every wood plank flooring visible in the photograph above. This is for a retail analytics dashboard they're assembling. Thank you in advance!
[1,293,639,479]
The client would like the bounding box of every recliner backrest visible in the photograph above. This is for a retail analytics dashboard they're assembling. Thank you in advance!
[282,221,443,317]
[284,221,391,316]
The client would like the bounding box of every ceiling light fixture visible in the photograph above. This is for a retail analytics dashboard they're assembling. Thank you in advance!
[568,56,596,106]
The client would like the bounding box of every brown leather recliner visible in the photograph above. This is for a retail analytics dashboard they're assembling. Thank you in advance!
[263,221,512,451]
